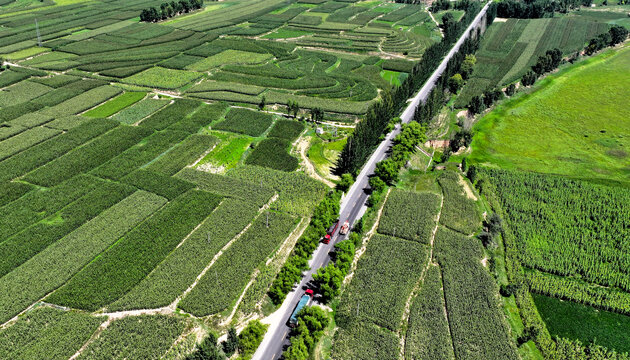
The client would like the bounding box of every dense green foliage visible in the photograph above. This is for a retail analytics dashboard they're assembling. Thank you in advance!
[283,307,330,360]
[213,108,273,137]
[47,190,222,311]
[0,307,103,360]
[109,198,259,311]
[245,138,299,172]
[179,211,296,316]
[78,315,186,359]
[377,189,440,243]
[534,294,630,353]
[268,191,341,304]
[144,134,218,175]
[267,119,305,142]
[434,227,519,359]
[405,265,455,360]
[0,191,165,324]
[238,320,268,360]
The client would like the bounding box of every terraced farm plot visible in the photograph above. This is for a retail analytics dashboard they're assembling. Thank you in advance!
[123,67,202,89]
[186,49,274,71]
[83,92,145,118]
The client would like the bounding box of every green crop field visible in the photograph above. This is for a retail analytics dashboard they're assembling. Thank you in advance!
[470,46,630,185]
[456,17,612,107]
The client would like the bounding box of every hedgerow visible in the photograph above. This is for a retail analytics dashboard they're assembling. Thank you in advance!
[245,138,299,172]
[23,125,152,187]
[437,171,481,235]
[176,168,275,208]
[268,191,341,304]
[41,85,123,117]
[227,165,327,216]
[212,108,273,137]
[0,126,61,161]
[336,235,429,331]
[139,98,201,130]
[0,175,100,241]
[179,210,297,316]
[144,134,218,176]
[91,130,188,180]
[404,265,455,360]
[77,315,186,360]
[47,190,222,311]
[0,307,103,360]
[0,119,118,182]
[121,170,194,200]
[0,181,134,279]
[0,191,166,324]
[377,190,441,244]
[109,198,259,311]
[434,227,519,359]
[110,98,170,125]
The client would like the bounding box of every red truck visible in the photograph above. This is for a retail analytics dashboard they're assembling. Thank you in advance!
[323,220,339,244]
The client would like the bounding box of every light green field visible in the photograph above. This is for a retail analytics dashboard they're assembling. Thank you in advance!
[470,45,630,185]
[307,136,345,178]
[186,50,273,71]
[197,131,252,172]
[380,70,408,86]
[123,67,202,89]
[83,92,145,118]
[4,46,49,60]
[263,27,313,39]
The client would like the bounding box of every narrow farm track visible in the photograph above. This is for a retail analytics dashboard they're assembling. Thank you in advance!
[297,137,335,188]
[399,194,444,357]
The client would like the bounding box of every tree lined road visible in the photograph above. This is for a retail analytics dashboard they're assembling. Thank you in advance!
[253,3,491,359]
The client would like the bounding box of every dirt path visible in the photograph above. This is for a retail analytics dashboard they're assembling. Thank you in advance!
[399,194,444,357]
[457,173,477,200]
[297,137,335,188]
[428,11,444,37]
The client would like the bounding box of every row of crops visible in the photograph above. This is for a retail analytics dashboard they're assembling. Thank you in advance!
[331,189,441,359]
[0,0,442,116]
[455,16,612,107]
[479,167,630,311]
[0,57,328,358]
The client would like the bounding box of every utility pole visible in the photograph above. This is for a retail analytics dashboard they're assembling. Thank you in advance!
[35,19,42,47]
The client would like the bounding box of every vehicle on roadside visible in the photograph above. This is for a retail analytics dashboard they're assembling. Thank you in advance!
[288,289,314,328]
[339,220,350,235]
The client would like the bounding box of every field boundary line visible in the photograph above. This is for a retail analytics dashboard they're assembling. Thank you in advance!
[398,194,444,358]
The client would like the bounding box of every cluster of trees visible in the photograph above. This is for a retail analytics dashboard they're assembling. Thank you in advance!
[414,39,480,125]
[0,57,6,72]
[236,320,268,360]
[497,0,590,18]
[431,0,452,11]
[369,122,426,202]
[467,87,504,114]
[283,307,330,360]
[335,0,489,175]
[310,107,324,122]
[185,332,225,360]
[184,321,267,360]
[139,0,203,22]
[585,25,629,55]
[268,191,341,304]
[286,100,300,118]
[312,239,356,303]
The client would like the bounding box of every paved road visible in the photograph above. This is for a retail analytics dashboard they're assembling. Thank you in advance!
[253,3,490,359]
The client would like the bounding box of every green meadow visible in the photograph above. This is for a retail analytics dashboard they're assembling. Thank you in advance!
[470,45,630,185]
